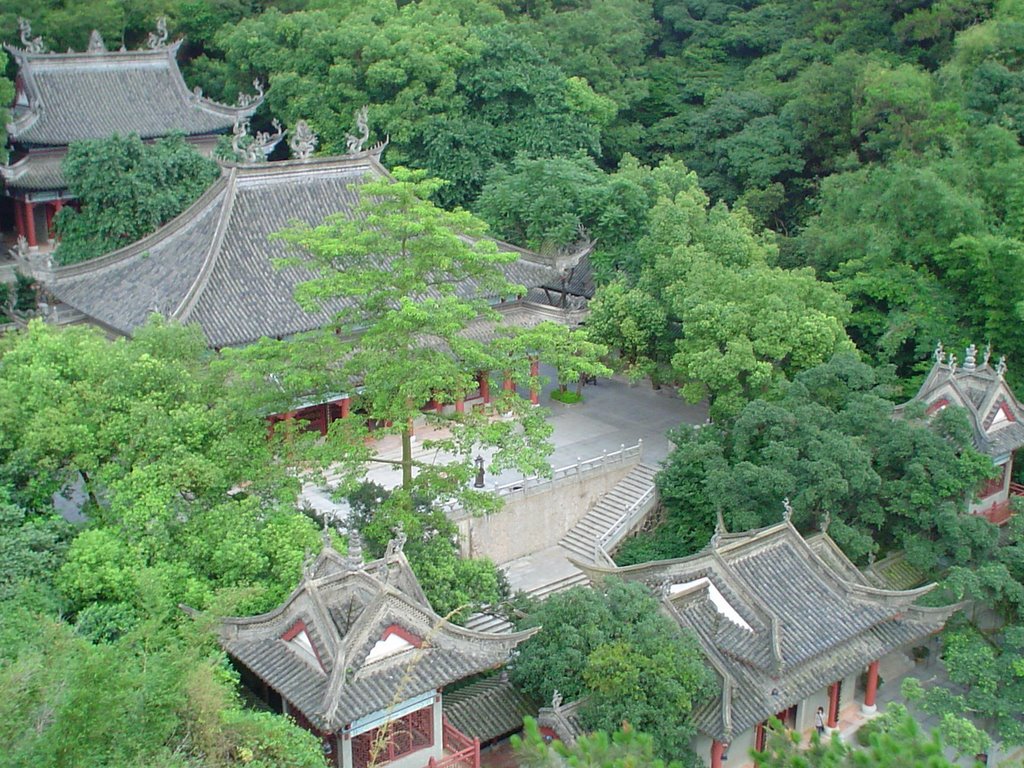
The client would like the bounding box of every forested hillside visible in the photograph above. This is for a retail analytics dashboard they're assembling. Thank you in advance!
[6,0,1022,393]
[5,0,1024,763]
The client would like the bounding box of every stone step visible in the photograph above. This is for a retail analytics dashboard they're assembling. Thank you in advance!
[528,570,589,600]
[463,612,514,634]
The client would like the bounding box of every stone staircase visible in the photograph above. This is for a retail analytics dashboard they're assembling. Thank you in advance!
[464,463,659,634]
[558,463,658,566]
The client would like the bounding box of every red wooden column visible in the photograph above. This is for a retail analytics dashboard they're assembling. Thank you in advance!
[827,682,840,728]
[529,358,540,405]
[503,372,514,392]
[455,398,465,413]
[24,201,37,247]
[13,198,24,239]
[479,372,490,404]
[710,740,726,768]
[863,660,880,714]
[340,397,350,418]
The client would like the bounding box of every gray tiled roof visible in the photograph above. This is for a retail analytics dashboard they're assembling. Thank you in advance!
[0,150,67,191]
[897,354,1024,457]
[5,42,254,146]
[49,154,564,348]
[577,522,957,743]
[443,675,533,742]
[219,545,538,733]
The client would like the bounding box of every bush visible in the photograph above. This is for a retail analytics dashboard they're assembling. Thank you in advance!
[551,389,584,404]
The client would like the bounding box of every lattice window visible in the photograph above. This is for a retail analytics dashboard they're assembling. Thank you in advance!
[352,707,434,768]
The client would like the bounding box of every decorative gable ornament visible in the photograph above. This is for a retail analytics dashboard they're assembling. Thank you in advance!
[17,18,46,53]
[87,30,106,53]
[289,120,318,160]
[345,106,370,155]
[146,17,169,50]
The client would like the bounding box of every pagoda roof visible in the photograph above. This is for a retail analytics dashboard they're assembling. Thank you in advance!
[47,152,564,347]
[0,149,67,191]
[219,540,537,733]
[576,521,957,743]
[895,344,1024,458]
[4,39,257,147]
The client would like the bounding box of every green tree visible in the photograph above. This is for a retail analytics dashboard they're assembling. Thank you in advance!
[753,711,966,768]
[273,167,553,512]
[511,579,715,761]
[619,354,995,570]
[513,717,684,768]
[54,133,220,264]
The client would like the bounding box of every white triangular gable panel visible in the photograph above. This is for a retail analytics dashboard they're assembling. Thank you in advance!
[288,629,320,667]
[365,632,415,664]
[991,404,1013,429]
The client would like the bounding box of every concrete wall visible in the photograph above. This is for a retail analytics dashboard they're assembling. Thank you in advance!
[454,461,639,563]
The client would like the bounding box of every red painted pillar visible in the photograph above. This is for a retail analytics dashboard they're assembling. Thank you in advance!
[455,398,465,413]
[24,201,37,247]
[503,373,514,391]
[530,358,540,405]
[13,198,24,238]
[434,398,443,414]
[710,740,725,768]
[479,373,490,404]
[340,397,350,419]
[863,660,880,712]
[827,682,840,728]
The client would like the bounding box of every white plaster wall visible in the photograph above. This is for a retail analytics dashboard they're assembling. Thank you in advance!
[799,689,830,732]
[692,729,754,768]
[454,462,638,563]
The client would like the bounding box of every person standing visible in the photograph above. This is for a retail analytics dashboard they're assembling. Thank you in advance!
[815,706,826,737]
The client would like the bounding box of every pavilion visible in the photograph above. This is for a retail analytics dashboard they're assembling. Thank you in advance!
[575,517,958,768]
[895,342,1024,524]
[1,18,260,247]
[216,531,538,768]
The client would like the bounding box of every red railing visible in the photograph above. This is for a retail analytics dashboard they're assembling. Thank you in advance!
[427,718,479,768]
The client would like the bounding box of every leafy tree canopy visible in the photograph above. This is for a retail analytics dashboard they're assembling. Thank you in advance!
[54,133,220,265]
[511,579,715,761]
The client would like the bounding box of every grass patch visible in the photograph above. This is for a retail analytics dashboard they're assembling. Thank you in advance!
[551,389,583,404]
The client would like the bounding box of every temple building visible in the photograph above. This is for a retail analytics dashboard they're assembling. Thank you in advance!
[1,18,260,247]
[576,516,958,768]
[27,123,587,432]
[896,342,1024,525]
[216,533,537,768]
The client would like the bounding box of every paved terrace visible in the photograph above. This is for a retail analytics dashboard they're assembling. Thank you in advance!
[302,365,706,530]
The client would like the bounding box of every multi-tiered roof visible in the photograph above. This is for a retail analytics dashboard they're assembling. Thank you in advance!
[45,150,568,347]
[896,342,1024,459]
[219,537,537,732]
[577,521,957,744]
[2,19,260,193]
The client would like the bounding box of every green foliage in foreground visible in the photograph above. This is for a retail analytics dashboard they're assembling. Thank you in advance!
[54,133,219,265]
[512,580,715,761]
[513,717,683,768]
[753,712,970,768]
[0,600,325,768]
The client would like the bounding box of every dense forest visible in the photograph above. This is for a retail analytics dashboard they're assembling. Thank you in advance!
[4,0,1024,764]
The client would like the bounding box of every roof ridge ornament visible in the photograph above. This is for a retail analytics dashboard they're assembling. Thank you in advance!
[231,116,285,163]
[87,30,106,53]
[983,342,992,367]
[346,530,364,571]
[17,18,47,53]
[384,521,407,560]
[948,352,958,375]
[934,340,944,364]
[709,510,726,549]
[782,497,793,524]
[237,79,264,109]
[289,119,318,160]
[964,343,977,371]
[819,509,830,535]
[146,17,169,49]
[345,106,370,155]
[998,356,1008,378]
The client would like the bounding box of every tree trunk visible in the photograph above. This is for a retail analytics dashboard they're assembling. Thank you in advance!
[402,424,413,490]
